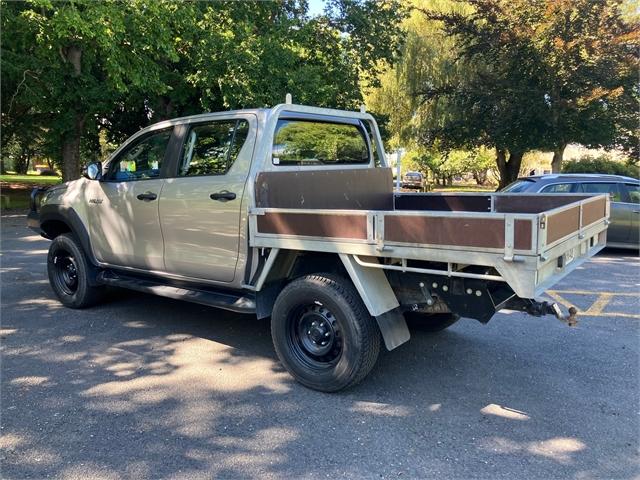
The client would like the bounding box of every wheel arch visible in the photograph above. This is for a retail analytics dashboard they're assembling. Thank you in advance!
[255,250,347,319]
[39,205,98,266]
[255,250,409,350]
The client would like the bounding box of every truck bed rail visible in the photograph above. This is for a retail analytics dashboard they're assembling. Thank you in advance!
[249,193,609,299]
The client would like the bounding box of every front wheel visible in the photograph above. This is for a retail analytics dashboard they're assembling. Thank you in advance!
[47,233,103,309]
[271,274,381,392]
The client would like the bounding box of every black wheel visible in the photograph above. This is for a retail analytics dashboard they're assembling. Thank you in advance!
[404,312,460,333]
[47,233,103,309]
[271,274,381,392]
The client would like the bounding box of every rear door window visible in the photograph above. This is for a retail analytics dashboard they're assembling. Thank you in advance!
[179,120,249,177]
[540,183,574,193]
[273,120,370,166]
[502,180,535,192]
[576,182,622,202]
[624,183,640,204]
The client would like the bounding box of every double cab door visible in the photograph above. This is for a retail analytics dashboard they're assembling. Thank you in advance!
[87,114,256,283]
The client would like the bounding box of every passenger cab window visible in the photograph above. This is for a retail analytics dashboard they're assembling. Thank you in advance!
[540,183,573,193]
[273,120,370,166]
[625,183,640,203]
[107,129,172,181]
[576,182,622,202]
[179,120,249,176]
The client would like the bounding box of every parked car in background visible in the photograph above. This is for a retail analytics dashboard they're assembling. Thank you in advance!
[402,171,424,190]
[503,174,639,249]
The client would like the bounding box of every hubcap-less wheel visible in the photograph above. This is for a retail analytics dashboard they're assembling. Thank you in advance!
[47,233,104,309]
[289,304,342,367]
[53,251,78,295]
[271,274,381,392]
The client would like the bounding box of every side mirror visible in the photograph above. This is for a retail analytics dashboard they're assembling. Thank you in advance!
[83,162,102,181]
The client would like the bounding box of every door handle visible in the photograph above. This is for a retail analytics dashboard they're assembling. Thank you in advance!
[136,191,157,201]
[210,191,236,202]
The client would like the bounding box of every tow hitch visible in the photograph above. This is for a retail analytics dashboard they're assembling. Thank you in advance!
[545,302,578,327]
[505,298,578,327]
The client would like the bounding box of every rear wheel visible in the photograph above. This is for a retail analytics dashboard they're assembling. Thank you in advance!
[47,233,103,309]
[271,274,381,392]
[404,312,460,333]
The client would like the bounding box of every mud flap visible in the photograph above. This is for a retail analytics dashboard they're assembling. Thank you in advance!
[339,254,409,351]
[375,308,411,351]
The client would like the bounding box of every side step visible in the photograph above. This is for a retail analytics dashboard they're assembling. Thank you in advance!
[97,270,256,314]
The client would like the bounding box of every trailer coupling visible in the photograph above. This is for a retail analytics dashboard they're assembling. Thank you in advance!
[505,298,578,327]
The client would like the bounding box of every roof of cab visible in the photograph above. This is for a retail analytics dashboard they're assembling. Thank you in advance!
[520,173,638,183]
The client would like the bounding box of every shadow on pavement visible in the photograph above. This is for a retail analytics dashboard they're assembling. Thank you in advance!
[2,217,638,479]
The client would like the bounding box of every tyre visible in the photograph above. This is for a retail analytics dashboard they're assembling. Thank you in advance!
[47,233,104,309]
[404,312,460,333]
[271,274,381,392]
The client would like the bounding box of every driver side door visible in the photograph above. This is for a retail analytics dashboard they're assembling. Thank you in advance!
[87,127,176,270]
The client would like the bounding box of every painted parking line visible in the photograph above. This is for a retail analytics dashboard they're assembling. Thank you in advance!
[546,290,640,319]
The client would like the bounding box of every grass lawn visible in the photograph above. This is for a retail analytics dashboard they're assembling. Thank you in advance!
[1,173,62,212]
[0,173,62,186]
[1,190,32,210]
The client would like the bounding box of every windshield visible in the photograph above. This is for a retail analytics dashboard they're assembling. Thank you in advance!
[502,179,535,192]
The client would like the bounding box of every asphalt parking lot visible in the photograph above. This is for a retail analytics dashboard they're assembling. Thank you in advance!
[1,213,638,480]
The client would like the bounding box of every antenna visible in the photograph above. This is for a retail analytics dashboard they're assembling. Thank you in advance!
[285,93,292,104]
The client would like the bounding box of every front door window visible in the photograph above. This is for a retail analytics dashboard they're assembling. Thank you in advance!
[106,129,172,182]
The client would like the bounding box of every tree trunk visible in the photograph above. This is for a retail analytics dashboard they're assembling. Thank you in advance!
[473,169,488,185]
[15,144,29,174]
[61,114,84,181]
[551,143,567,173]
[61,44,84,181]
[496,149,524,189]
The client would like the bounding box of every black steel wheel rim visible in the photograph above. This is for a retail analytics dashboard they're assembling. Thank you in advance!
[287,303,342,367]
[52,249,79,295]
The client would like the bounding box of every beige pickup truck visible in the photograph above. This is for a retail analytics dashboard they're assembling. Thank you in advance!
[28,102,609,391]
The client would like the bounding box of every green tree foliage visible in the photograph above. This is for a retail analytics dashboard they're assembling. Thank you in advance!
[1,0,406,180]
[368,0,638,188]
[562,154,639,178]
[421,0,638,186]
[519,0,639,171]
[2,0,187,180]
[366,0,467,150]
[406,146,494,185]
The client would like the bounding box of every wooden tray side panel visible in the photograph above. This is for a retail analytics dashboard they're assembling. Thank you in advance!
[514,219,533,250]
[384,216,506,249]
[582,197,607,227]
[255,168,394,211]
[495,195,591,213]
[394,194,491,212]
[257,212,368,240]
[546,206,580,244]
